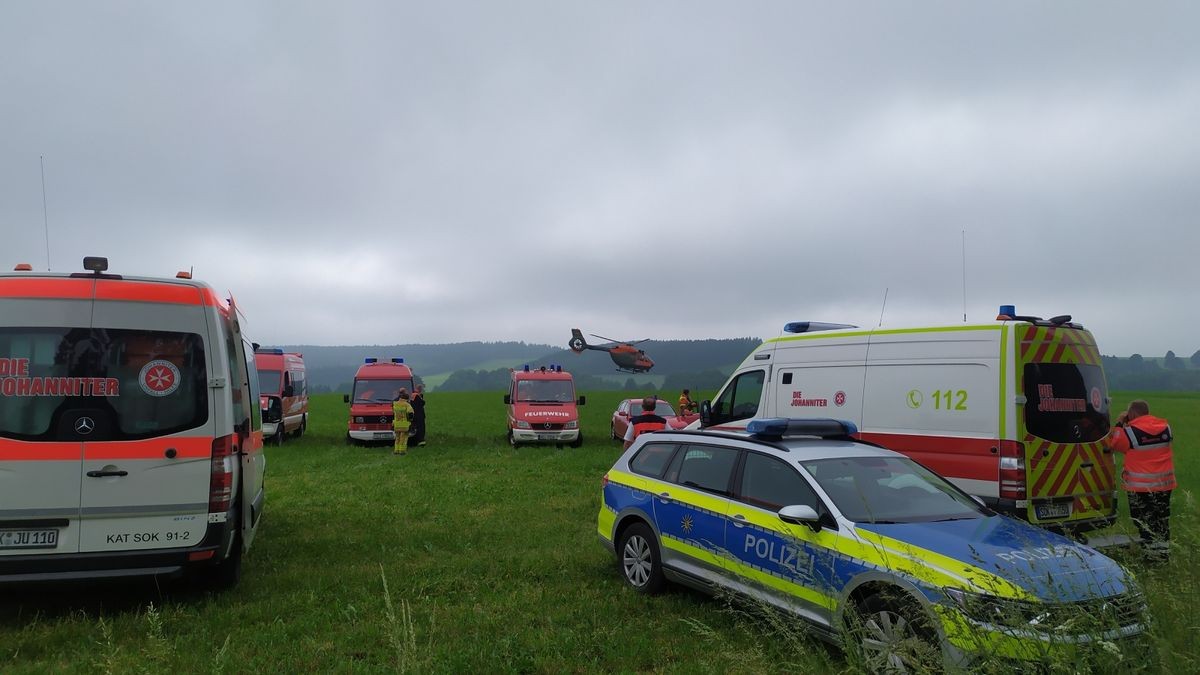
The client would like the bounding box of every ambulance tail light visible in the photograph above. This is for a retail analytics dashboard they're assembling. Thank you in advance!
[209,434,236,513]
[998,440,1026,499]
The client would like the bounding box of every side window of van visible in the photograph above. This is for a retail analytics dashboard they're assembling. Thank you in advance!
[245,344,262,432]
[710,369,766,424]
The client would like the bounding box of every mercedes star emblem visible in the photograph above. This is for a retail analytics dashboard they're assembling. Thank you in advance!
[75,416,96,435]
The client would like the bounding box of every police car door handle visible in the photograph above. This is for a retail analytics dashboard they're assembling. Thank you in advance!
[86,469,128,478]
[658,492,671,501]
[731,514,746,528]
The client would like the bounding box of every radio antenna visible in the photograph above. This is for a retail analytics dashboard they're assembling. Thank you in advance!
[961,229,967,322]
[40,155,51,271]
[878,287,889,327]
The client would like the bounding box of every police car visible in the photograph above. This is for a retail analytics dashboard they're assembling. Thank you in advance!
[598,419,1146,669]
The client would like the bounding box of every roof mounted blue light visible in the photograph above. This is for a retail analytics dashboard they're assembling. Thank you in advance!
[783,322,858,334]
[746,418,858,440]
[997,304,1016,320]
[365,358,378,364]
[255,348,284,355]
[391,357,404,364]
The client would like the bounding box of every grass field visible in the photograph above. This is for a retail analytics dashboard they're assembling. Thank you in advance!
[1,391,1197,673]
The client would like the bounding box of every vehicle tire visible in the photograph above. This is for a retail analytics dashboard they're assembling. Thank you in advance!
[273,428,285,446]
[507,429,520,449]
[295,415,306,439]
[344,433,355,446]
[616,522,665,594]
[570,432,583,449]
[195,512,243,591]
[611,424,618,441]
[845,591,941,674]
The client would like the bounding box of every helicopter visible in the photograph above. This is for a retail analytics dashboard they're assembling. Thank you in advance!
[568,329,655,373]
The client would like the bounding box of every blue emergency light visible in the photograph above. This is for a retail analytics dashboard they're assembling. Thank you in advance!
[783,322,858,334]
[523,364,530,372]
[392,357,404,364]
[746,418,858,441]
[998,304,1016,320]
[256,348,284,355]
[365,358,378,364]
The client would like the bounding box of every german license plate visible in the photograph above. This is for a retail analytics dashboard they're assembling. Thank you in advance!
[537,433,557,440]
[1035,501,1072,520]
[373,432,393,440]
[0,528,59,550]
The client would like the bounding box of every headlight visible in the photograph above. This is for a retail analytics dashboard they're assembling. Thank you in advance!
[944,588,1145,632]
[355,417,364,424]
[565,420,578,429]
[515,420,531,429]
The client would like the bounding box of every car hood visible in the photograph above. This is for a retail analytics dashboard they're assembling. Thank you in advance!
[512,402,577,423]
[856,516,1134,601]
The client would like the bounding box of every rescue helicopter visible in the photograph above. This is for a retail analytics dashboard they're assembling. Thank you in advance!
[568,329,655,373]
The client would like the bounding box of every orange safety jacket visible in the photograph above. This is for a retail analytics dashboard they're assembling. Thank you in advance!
[679,394,695,412]
[392,400,414,431]
[630,413,667,441]
[1107,414,1175,492]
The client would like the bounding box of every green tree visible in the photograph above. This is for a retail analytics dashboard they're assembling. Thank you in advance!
[1191,350,1200,368]
[1164,350,1184,370]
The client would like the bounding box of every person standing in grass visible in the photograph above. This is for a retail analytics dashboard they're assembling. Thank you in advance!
[392,389,414,456]
[679,388,697,414]
[623,396,668,450]
[408,384,427,448]
[1108,399,1175,561]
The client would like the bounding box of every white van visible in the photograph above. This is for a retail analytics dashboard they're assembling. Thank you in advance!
[700,309,1116,531]
[0,257,265,587]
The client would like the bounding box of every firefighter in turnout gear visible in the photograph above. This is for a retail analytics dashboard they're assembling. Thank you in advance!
[1107,399,1175,560]
[679,388,697,414]
[623,396,667,450]
[392,389,414,456]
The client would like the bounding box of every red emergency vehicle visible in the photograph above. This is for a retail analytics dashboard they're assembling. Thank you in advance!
[504,365,585,448]
[255,349,308,445]
[343,358,416,445]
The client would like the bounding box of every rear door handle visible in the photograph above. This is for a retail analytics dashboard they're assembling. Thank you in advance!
[658,492,671,501]
[732,513,746,528]
[1080,462,1095,469]
[86,470,128,478]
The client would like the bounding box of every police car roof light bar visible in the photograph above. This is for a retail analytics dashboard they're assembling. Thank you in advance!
[365,358,378,364]
[746,417,858,441]
[783,322,858,334]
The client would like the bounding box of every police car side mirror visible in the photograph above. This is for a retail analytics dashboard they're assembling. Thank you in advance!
[699,400,712,427]
[343,394,350,404]
[778,504,822,531]
[577,396,586,406]
[504,394,512,405]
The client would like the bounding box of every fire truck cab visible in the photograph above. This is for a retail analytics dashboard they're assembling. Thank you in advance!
[0,257,264,588]
[504,365,585,448]
[700,307,1117,532]
[343,358,415,445]
[255,349,308,446]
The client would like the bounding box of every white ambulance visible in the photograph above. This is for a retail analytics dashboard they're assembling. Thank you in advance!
[0,257,265,588]
[700,308,1116,531]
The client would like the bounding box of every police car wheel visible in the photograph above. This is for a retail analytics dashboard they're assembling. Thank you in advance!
[618,523,664,594]
[847,593,940,673]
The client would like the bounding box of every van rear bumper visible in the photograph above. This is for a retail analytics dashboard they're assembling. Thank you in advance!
[985,498,1118,533]
[0,521,234,584]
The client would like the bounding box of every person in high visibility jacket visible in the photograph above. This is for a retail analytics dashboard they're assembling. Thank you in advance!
[1107,399,1175,560]
[623,396,668,450]
[392,389,414,456]
[679,389,697,414]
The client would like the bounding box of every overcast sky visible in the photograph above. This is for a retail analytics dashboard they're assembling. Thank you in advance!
[2,2,1197,356]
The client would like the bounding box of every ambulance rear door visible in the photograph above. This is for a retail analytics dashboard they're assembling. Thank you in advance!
[0,279,95,557]
[1018,326,1114,526]
[77,284,215,553]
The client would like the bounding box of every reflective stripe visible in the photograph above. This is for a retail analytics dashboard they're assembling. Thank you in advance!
[0,507,78,518]
[81,503,206,516]
[1125,470,1174,479]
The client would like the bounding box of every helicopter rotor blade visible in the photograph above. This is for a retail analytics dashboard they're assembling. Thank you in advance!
[589,334,622,344]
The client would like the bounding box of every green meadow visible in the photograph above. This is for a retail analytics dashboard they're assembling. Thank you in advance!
[1,391,1197,673]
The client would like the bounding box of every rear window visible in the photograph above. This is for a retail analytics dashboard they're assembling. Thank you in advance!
[1023,363,1109,443]
[629,442,678,478]
[0,327,208,441]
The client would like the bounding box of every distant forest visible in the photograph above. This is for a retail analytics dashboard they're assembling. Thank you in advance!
[1102,351,1200,391]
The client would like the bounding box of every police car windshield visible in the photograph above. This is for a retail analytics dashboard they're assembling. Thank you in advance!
[257,369,281,395]
[352,378,415,404]
[516,380,575,403]
[801,456,986,524]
